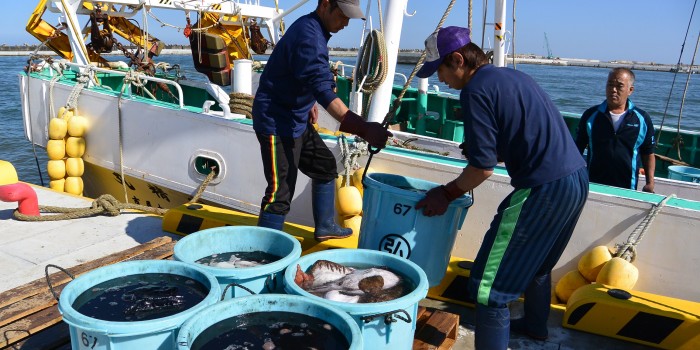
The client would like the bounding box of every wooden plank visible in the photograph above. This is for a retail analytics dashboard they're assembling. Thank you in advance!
[2,322,70,350]
[0,236,173,308]
[0,306,63,348]
[413,308,459,350]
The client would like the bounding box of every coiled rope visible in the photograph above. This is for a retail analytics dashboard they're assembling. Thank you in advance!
[229,92,254,119]
[614,194,675,263]
[13,194,166,221]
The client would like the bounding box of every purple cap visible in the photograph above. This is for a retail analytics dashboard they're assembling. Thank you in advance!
[416,26,471,78]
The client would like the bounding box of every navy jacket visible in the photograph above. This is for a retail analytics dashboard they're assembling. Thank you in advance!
[461,65,586,188]
[252,12,338,137]
[575,100,655,190]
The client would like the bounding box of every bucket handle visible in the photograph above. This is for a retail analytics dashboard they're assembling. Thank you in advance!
[220,282,256,301]
[360,309,412,325]
[45,264,75,301]
[264,273,277,292]
[457,190,475,230]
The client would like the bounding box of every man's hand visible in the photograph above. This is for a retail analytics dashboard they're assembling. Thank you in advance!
[339,110,392,148]
[308,104,319,124]
[415,182,465,217]
[642,182,655,193]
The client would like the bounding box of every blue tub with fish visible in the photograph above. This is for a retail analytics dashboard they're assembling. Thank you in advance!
[358,172,472,286]
[284,248,429,350]
[173,226,301,299]
[176,294,362,349]
[668,165,700,183]
[58,260,220,350]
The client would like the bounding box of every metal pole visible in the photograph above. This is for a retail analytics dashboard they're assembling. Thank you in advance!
[493,0,507,67]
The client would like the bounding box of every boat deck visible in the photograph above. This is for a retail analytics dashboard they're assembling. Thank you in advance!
[0,185,655,349]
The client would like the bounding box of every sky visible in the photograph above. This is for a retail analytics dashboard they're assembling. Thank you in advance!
[1,0,699,65]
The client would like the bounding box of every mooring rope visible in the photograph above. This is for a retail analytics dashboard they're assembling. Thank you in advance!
[13,194,166,222]
[229,92,254,119]
[189,168,217,204]
[614,194,675,263]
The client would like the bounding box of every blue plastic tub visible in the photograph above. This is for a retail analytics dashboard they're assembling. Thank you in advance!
[176,294,362,349]
[358,173,472,286]
[58,260,220,350]
[284,249,429,350]
[667,165,700,183]
[173,226,301,299]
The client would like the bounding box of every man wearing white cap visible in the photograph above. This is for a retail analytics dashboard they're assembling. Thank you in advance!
[414,26,589,349]
[253,0,391,241]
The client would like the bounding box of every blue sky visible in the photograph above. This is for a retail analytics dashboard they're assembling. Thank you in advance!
[1,0,698,65]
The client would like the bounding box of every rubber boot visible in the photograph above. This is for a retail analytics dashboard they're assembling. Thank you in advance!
[511,273,551,340]
[474,304,510,350]
[257,209,285,231]
[312,179,352,241]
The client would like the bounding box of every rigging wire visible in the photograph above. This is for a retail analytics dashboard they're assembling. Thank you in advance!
[673,28,700,162]
[511,0,517,69]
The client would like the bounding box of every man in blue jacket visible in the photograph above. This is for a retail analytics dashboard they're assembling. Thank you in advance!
[252,0,391,241]
[575,68,656,192]
[413,26,588,349]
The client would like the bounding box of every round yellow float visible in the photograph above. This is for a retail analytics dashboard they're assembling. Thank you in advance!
[67,115,88,137]
[47,159,66,180]
[49,178,66,192]
[578,245,613,282]
[48,117,68,140]
[65,137,86,158]
[65,158,84,177]
[46,139,66,160]
[595,257,639,290]
[65,176,84,195]
[555,270,590,303]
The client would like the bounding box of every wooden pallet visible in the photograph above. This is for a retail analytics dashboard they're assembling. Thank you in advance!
[0,236,176,349]
[413,306,460,350]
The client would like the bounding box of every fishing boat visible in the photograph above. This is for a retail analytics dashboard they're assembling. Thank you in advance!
[15,0,700,348]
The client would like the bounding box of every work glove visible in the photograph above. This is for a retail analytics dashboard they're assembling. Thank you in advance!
[458,142,469,159]
[415,181,465,217]
[339,110,392,149]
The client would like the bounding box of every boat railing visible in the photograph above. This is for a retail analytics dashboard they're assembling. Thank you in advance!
[52,61,185,109]
[333,61,409,87]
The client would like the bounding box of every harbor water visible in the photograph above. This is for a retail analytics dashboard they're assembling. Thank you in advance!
[2,54,699,186]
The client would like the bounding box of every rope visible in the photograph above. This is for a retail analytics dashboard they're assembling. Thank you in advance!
[614,194,675,263]
[356,29,388,93]
[117,78,130,203]
[672,28,700,163]
[511,0,517,69]
[13,194,166,222]
[468,0,473,31]
[189,167,217,204]
[229,92,254,119]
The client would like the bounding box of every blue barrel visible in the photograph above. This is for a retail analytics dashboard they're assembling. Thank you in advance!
[667,165,700,183]
[58,260,220,350]
[173,226,301,299]
[176,294,362,349]
[358,173,472,286]
[284,249,429,350]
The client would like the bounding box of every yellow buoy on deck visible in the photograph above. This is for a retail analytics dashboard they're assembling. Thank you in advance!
[336,186,362,217]
[578,245,613,282]
[0,160,19,185]
[555,269,590,303]
[596,257,639,290]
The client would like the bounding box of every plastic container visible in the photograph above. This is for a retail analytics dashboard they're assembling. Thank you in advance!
[173,226,301,299]
[284,248,429,350]
[176,294,362,350]
[358,173,472,286]
[667,165,700,183]
[58,260,220,350]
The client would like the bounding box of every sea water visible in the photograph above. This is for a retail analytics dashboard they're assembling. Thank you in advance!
[191,311,350,350]
[3,55,699,186]
[72,273,209,322]
[195,251,282,268]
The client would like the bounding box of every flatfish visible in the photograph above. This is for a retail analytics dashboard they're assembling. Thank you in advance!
[294,260,408,303]
[195,251,282,268]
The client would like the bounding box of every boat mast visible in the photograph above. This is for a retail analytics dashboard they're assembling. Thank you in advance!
[51,0,91,66]
[492,0,507,67]
[366,0,408,123]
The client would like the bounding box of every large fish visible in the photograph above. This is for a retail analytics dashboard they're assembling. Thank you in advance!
[294,260,405,303]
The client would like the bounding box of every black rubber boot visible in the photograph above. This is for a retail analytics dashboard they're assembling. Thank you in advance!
[257,210,285,231]
[312,179,352,241]
[511,273,551,341]
[475,304,510,350]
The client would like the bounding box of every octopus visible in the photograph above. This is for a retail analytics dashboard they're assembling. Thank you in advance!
[294,260,406,303]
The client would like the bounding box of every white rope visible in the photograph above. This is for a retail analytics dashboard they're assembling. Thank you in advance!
[614,194,676,262]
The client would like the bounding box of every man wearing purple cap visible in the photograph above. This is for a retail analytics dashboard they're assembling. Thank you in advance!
[414,26,589,349]
[252,0,391,241]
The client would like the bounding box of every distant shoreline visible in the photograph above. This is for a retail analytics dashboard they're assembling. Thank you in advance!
[3,49,695,73]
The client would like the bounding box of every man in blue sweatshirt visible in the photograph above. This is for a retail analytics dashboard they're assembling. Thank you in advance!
[252,0,391,241]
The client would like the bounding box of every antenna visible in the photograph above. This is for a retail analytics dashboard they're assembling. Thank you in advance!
[544,32,553,59]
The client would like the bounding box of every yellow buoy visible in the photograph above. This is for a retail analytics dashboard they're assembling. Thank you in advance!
[596,257,639,290]
[342,215,362,235]
[578,245,613,282]
[65,176,84,195]
[47,159,66,180]
[49,178,66,192]
[351,166,374,196]
[65,157,84,177]
[336,186,363,216]
[67,115,88,137]
[555,270,590,303]
[58,107,74,120]
[46,139,66,160]
[0,160,19,185]
[65,137,86,158]
[48,117,68,140]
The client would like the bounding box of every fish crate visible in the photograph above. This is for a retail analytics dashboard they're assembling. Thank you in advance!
[0,236,176,349]
[413,306,460,350]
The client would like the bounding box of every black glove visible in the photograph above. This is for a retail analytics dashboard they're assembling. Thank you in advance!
[458,142,469,159]
[415,182,465,217]
[339,110,392,148]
